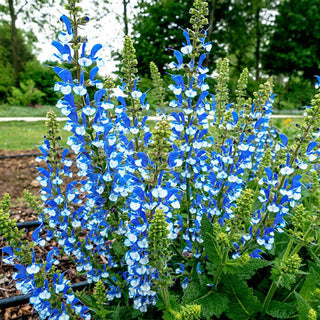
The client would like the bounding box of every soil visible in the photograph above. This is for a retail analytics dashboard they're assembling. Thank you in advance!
[0,150,53,320]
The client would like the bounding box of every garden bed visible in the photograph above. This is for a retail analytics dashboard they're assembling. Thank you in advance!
[0,150,42,319]
[0,150,82,319]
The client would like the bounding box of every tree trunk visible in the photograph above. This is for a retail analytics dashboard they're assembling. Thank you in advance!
[204,0,216,68]
[123,0,129,35]
[8,0,20,83]
[255,6,261,82]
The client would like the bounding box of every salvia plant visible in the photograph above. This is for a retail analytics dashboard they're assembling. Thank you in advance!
[2,0,320,319]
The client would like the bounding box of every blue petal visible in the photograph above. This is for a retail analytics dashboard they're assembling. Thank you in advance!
[265,167,273,181]
[90,66,99,81]
[183,29,191,45]
[198,53,206,68]
[279,133,288,147]
[144,132,152,145]
[60,15,72,34]
[174,50,183,65]
[307,141,318,153]
[51,41,66,54]
[196,91,209,108]
[137,152,148,167]
[94,89,106,104]
[90,44,103,58]
[232,111,239,124]
[133,187,145,200]
[168,151,179,167]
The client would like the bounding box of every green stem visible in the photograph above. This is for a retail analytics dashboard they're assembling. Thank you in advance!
[260,238,294,317]
[212,249,228,289]
[260,280,277,318]
[186,177,192,229]
[160,285,177,317]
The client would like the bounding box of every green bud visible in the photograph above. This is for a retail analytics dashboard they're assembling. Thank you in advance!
[215,58,230,123]
[121,35,138,91]
[0,193,11,212]
[233,188,255,219]
[93,280,107,308]
[149,209,170,262]
[24,190,42,215]
[256,148,272,179]
[216,232,229,246]
[282,253,302,274]
[176,304,201,320]
[308,308,317,320]
[253,77,273,110]
[150,62,166,109]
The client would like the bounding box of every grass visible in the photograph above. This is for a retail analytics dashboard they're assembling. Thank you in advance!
[0,105,61,118]
[0,115,304,152]
[0,121,70,151]
[0,120,156,151]
[0,104,305,119]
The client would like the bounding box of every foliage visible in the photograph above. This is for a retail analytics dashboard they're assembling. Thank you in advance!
[19,60,60,105]
[132,0,194,75]
[0,21,35,103]
[262,0,320,80]
[273,75,317,110]
[7,79,46,107]
[2,0,320,319]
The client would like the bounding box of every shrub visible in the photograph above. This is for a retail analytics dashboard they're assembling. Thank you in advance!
[7,79,46,107]
[20,60,60,106]
[2,0,320,319]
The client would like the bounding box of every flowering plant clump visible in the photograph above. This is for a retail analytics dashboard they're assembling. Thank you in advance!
[2,0,320,319]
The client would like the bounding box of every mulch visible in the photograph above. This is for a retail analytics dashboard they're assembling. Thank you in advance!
[0,149,77,319]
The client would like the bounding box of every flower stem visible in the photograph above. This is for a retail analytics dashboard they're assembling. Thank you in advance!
[160,285,177,317]
[260,280,277,318]
[260,238,294,317]
[212,248,228,289]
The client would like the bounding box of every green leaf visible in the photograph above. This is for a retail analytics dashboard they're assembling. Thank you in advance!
[295,291,311,320]
[223,258,271,279]
[300,264,320,300]
[198,292,230,319]
[182,283,207,304]
[224,276,261,320]
[267,300,297,319]
[201,215,221,263]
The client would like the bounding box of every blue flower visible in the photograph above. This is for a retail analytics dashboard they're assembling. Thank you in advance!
[58,15,73,44]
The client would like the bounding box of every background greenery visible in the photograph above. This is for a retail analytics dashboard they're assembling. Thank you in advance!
[0,0,319,112]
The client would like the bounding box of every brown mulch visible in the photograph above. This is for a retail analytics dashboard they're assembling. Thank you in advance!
[0,149,44,319]
[0,149,42,210]
[0,149,82,319]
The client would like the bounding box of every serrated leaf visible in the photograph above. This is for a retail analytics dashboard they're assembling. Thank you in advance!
[206,261,217,277]
[223,258,271,279]
[198,292,229,319]
[162,309,176,320]
[201,215,221,263]
[300,265,320,300]
[267,300,297,319]
[224,276,261,320]
[295,291,311,320]
[182,282,207,304]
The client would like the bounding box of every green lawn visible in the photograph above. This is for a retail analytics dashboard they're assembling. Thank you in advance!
[0,116,303,152]
[0,120,156,151]
[0,105,60,118]
[0,121,70,151]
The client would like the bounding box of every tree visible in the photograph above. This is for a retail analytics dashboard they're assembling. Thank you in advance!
[131,0,193,76]
[131,0,233,76]
[131,0,277,82]
[0,21,34,102]
[262,0,320,80]
[0,0,62,83]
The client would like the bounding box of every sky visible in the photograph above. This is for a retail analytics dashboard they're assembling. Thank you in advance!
[11,0,138,76]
